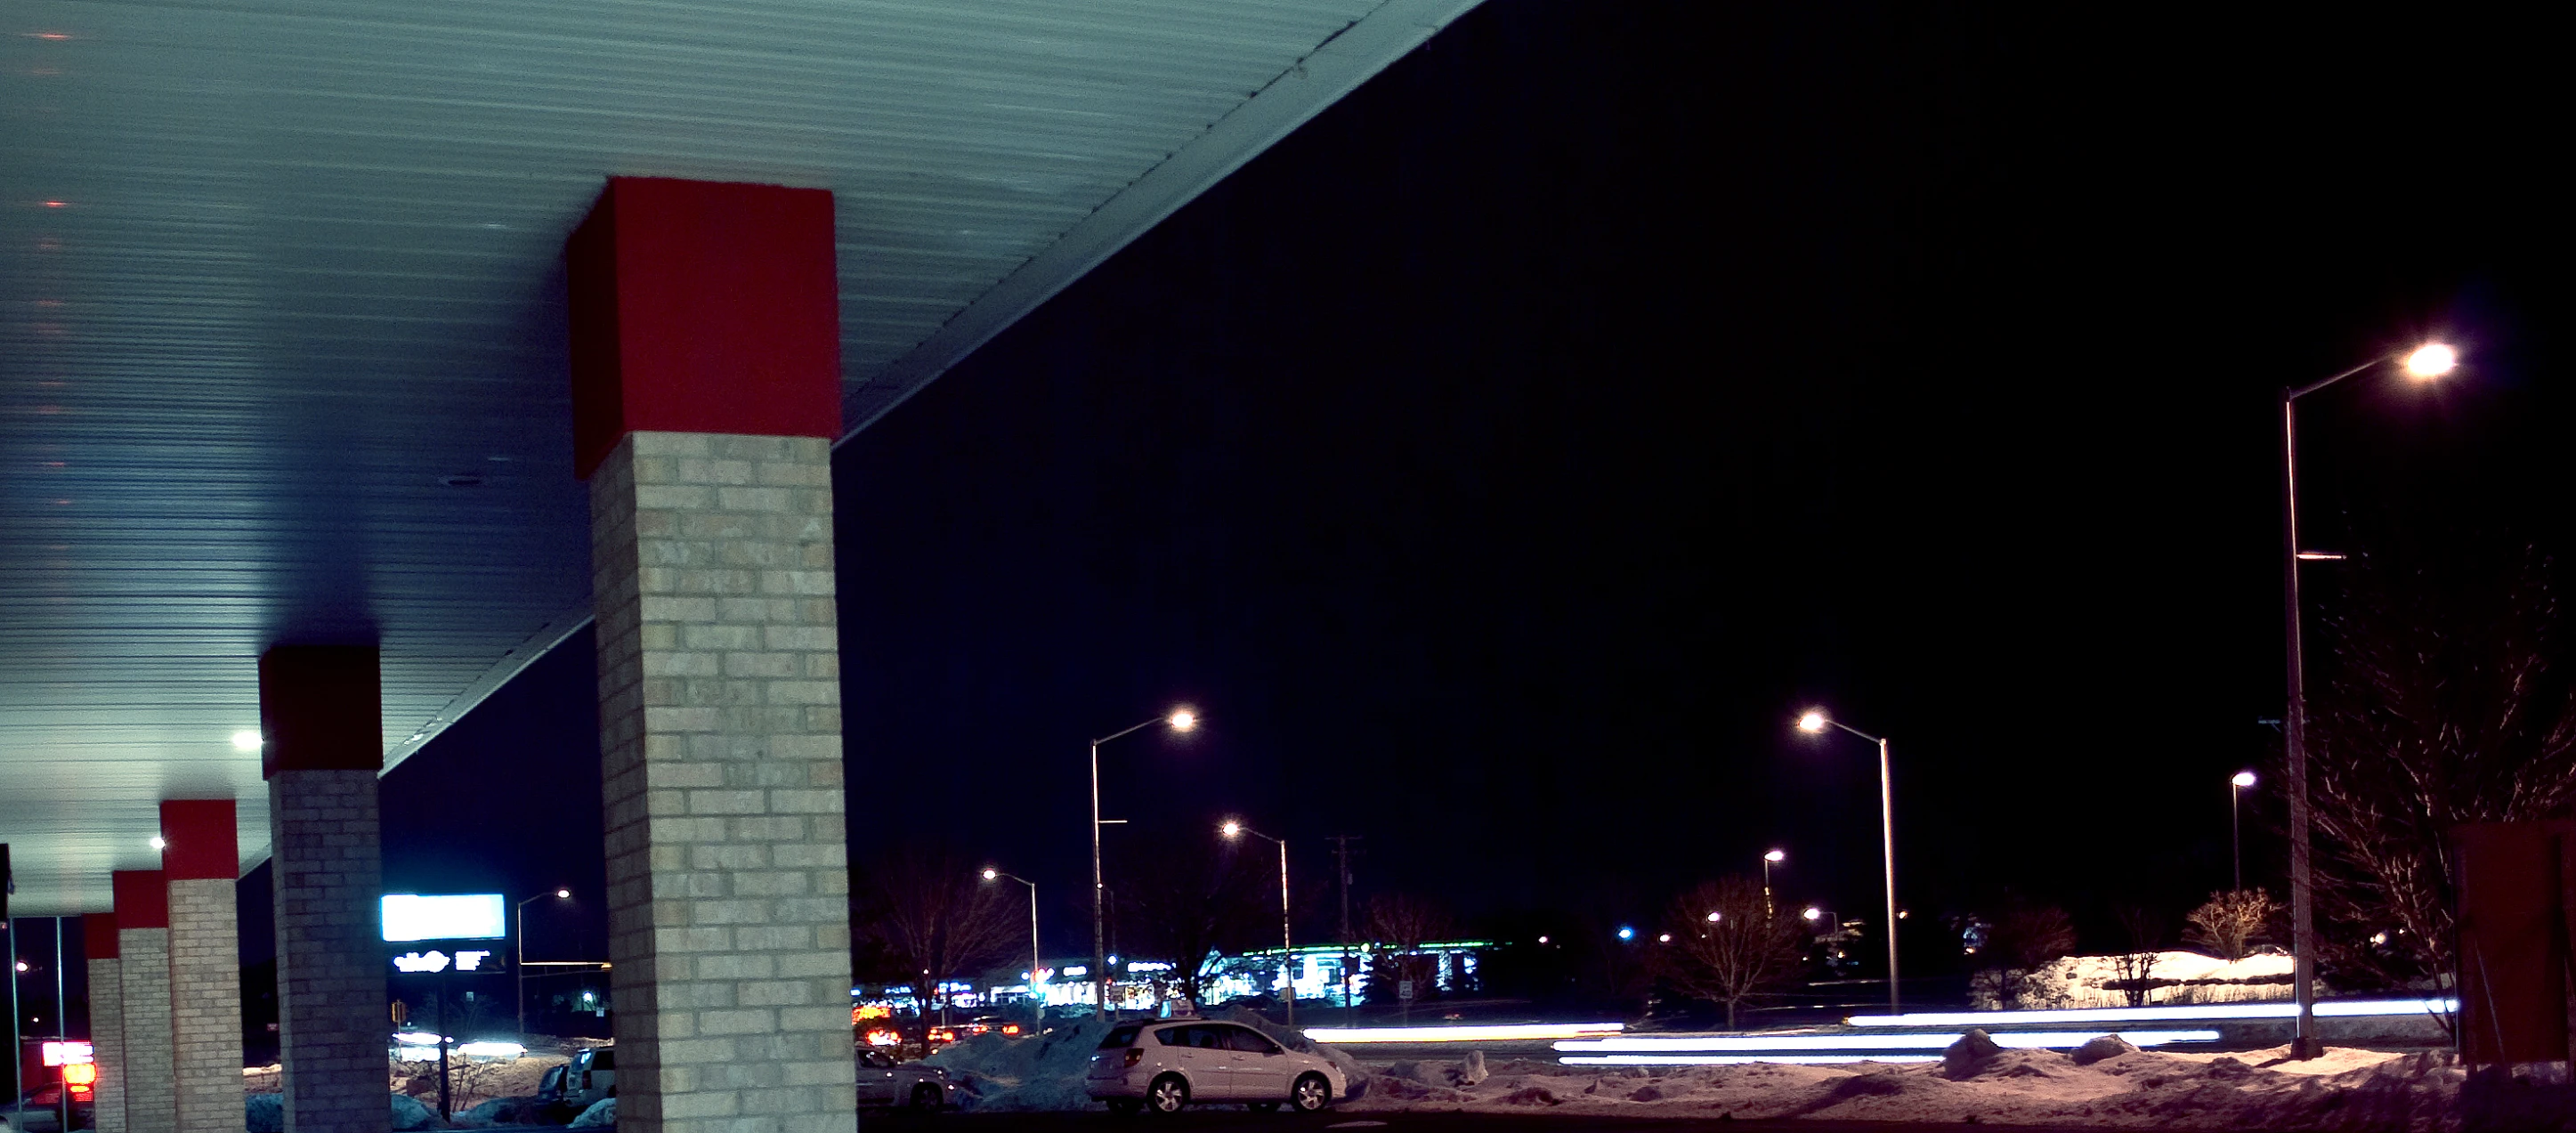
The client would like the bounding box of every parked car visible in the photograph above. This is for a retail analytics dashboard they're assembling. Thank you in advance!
[1087,1019,1343,1115]
[536,1046,617,1121]
[3,1084,92,1133]
[855,1049,959,1112]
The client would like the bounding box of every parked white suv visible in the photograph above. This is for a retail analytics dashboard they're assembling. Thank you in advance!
[1088,1020,1344,1115]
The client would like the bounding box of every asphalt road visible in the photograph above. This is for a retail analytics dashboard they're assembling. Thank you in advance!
[855,1111,2121,1133]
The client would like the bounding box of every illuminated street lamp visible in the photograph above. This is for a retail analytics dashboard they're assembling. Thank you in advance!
[982,868,1041,1022]
[2277,343,2454,1058]
[1090,708,1196,1016]
[1762,849,1786,918]
[1794,709,1900,1014]
[514,888,571,1037]
[2230,772,2257,891]
[1219,820,1295,1026]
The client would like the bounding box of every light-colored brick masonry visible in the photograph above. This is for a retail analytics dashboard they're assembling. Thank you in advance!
[591,431,857,1133]
[90,956,128,1133]
[271,768,391,1133]
[168,878,247,1133]
[120,927,176,1133]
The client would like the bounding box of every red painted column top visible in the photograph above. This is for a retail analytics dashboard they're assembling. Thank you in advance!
[158,799,239,881]
[258,644,383,778]
[566,176,843,478]
[110,870,167,930]
[84,912,120,959]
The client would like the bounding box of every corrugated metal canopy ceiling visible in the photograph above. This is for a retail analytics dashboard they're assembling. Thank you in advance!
[0,0,1478,913]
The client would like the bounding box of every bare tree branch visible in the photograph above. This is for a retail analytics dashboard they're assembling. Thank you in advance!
[1649,876,1806,1029]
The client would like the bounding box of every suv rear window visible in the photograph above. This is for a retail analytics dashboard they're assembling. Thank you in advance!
[588,1049,614,1070]
[1098,1024,1144,1049]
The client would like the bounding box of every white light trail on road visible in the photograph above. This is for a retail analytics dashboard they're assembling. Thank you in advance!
[1563,1054,1941,1065]
[1303,1023,1624,1043]
[1555,1030,2217,1054]
[1844,998,2456,1027]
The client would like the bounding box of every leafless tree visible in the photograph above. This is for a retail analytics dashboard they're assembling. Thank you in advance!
[1981,902,2075,1009]
[2305,544,2576,989]
[2183,889,2279,962]
[854,846,1020,1025]
[1119,829,1268,1010]
[1650,876,1806,1029]
[1363,894,1455,1010]
[2109,905,2166,1008]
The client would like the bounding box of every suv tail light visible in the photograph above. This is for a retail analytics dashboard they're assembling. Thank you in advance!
[1123,1048,1144,1068]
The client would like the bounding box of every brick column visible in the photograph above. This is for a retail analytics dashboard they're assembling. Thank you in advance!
[161,799,247,1133]
[86,913,129,1133]
[260,645,392,1133]
[570,176,855,1133]
[114,870,176,1133]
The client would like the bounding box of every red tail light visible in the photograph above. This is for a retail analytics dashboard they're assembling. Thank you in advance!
[1123,1048,1143,1067]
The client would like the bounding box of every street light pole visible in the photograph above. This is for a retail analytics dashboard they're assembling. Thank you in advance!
[1795,710,1900,1016]
[984,870,1040,1022]
[1221,821,1294,1026]
[1761,849,1785,919]
[2277,342,2454,1060]
[2230,772,2256,892]
[1091,709,1196,1017]
[514,889,569,1038]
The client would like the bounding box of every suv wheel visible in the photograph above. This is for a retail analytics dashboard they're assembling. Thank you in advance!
[1290,1073,1331,1113]
[1146,1073,1191,1114]
[909,1083,942,1114]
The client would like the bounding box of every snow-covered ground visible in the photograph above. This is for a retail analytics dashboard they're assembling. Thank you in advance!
[1344,1040,2493,1129]
[1999,950,2297,1009]
[923,1011,2531,1130]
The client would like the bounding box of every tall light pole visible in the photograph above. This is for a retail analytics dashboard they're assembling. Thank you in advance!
[1796,709,1900,1015]
[1092,708,1196,1016]
[983,869,1041,1022]
[2229,772,2256,892]
[2278,340,2455,1059]
[1762,849,1785,918]
[514,888,570,1038]
[1220,821,1294,1026]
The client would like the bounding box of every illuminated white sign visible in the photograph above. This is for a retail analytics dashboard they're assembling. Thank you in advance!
[42,1040,95,1066]
[382,894,506,942]
[393,949,495,974]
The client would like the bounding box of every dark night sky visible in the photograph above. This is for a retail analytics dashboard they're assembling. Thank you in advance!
[364,2,2567,969]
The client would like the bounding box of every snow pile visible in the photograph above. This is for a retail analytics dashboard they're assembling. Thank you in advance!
[452,1096,544,1127]
[390,1094,443,1130]
[245,1093,286,1133]
[921,1016,1117,1111]
[250,1091,451,1132]
[569,1097,617,1128]
[1340,1038,2496,1129]
[1987,951,2296,1009]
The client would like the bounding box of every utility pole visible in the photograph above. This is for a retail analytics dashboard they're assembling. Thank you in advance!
[55,918,70,1133]
[1328,835,1361,1026]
